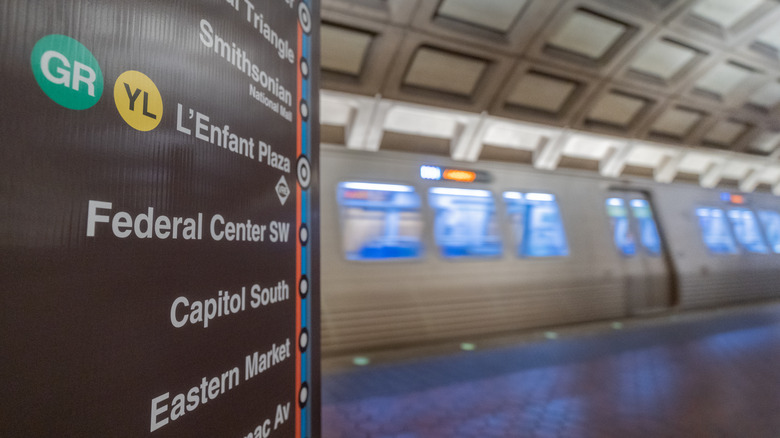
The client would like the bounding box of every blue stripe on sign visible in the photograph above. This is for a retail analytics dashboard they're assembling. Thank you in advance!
[302,299,308,329]
[302,352,308,383]
[303,123,309,155]
[302,408,308,437]
[304,123,309,156]
[300,4,312,435]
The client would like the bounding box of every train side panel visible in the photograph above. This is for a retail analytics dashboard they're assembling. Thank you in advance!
[321,148,628,355]
[653,184,780,309]
[321,147,780,357]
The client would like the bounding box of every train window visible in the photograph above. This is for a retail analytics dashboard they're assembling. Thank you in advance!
[695,208,738,254]
[503,192,569,257]
[758,210,780,253]
[628,199,662,256]
[429,187,502,258]
[337,182,424,261]
[605,198,636,256]
[727,208,769,254]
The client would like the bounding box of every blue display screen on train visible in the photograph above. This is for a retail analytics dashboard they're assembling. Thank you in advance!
[429,187,502,258]
[503,192,569,257]
[337,182,424,261]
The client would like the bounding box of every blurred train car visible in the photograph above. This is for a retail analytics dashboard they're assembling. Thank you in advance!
[320,145,780,356]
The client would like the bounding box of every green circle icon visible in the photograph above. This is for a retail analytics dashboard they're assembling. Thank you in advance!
[31,34,104,110]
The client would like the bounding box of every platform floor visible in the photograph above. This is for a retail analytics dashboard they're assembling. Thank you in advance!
[322,302,780,437]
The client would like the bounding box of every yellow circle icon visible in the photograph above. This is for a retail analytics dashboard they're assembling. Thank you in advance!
[114,71,163,131]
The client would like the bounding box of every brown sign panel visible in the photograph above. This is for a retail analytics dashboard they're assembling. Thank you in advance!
[0,1,319,436]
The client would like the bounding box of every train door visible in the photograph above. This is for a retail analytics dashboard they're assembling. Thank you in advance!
[605,191,676,314]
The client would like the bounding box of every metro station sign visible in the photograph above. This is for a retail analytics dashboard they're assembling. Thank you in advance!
[1,1,320,436]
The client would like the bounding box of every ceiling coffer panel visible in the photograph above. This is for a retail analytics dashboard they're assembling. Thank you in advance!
[701,119,753,149]
[403,46,489,97]
[649,106,707,140]
[491,61,598,126]
[321,23,374,77]
[543,8,637,65]
[410,0,562,54]
[581,88,657,135]
[670,0,778,41]
[436,0,529,34]
[380,31,515,112]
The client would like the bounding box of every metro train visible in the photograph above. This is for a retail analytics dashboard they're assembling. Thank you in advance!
[320,145,780,356]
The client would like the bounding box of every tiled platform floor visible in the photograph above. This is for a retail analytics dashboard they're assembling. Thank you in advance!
[322,302,780,437]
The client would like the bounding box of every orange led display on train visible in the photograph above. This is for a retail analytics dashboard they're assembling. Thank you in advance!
[442,169,477,183]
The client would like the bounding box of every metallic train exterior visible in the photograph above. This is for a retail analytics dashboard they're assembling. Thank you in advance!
[320,145,780,356]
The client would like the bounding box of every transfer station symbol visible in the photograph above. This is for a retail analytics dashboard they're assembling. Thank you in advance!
[31,34,104,110]
[114,70,163,131]
[276,176,290,205]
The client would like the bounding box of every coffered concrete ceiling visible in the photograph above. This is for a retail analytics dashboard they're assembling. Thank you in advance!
[319,0,780,194]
